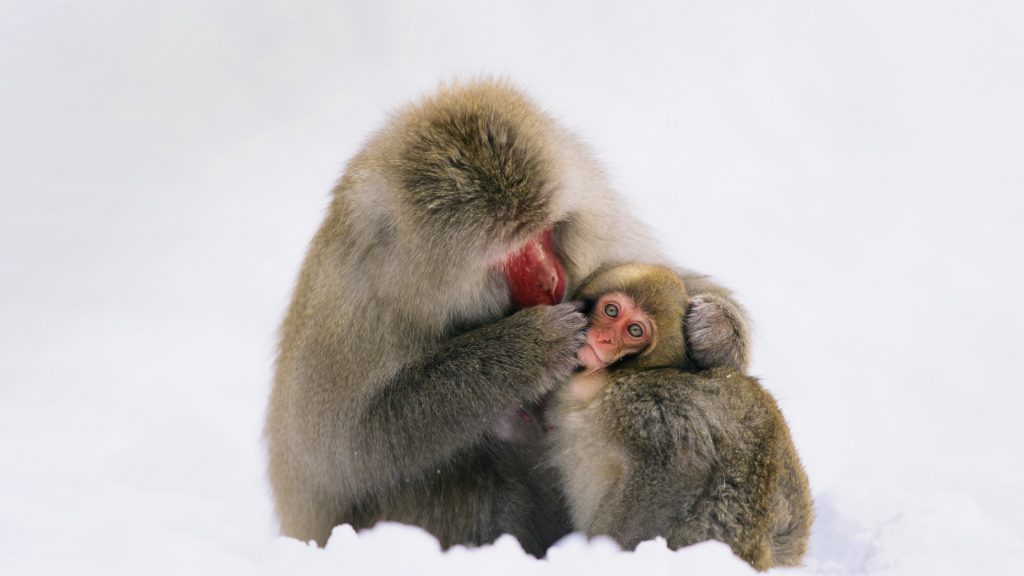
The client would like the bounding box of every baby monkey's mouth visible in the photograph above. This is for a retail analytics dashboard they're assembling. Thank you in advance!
[577,343,608,373]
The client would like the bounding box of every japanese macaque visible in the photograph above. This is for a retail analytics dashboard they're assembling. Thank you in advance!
[548,263,812,570]
[264,80,751,557]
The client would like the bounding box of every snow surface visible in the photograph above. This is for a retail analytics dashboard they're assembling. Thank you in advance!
[2,1,1023,574]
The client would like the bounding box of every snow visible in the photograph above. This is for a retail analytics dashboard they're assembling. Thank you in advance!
[2,0,1023,574]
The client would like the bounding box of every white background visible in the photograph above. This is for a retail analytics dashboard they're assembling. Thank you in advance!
[2,1,1022,574]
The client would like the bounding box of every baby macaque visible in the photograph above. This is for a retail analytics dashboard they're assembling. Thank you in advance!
[548,263,813,571]
[576,264,689,371]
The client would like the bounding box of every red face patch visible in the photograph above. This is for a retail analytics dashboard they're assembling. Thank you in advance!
[501,228,567,308]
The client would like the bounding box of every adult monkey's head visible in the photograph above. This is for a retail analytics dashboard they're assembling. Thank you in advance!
[574,263,691,372]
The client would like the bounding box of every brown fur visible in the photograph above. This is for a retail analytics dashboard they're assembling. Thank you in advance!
[550,367,813,570]
[264,80,752,556]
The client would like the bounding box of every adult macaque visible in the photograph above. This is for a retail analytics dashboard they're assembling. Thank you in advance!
[264,80,750,556]
[548,263,812,570]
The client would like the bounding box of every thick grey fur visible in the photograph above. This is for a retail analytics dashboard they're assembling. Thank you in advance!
[264,80,750,557]
[549,366,813,570]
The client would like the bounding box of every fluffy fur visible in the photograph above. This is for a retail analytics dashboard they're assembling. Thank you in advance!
[549,367,812,570]
[264,80,751,556]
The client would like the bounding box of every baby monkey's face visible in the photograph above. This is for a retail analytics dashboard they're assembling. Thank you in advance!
[578,291,655,372]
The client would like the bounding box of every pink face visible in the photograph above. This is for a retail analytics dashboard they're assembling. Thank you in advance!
[501,228,567,308]
[577,291,655,372]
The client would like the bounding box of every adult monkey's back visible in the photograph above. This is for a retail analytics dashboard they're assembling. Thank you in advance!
[265,80,749,555]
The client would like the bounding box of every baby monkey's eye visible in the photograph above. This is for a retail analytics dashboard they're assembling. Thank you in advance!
[627,323,644,338]
[604,303,619,318]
